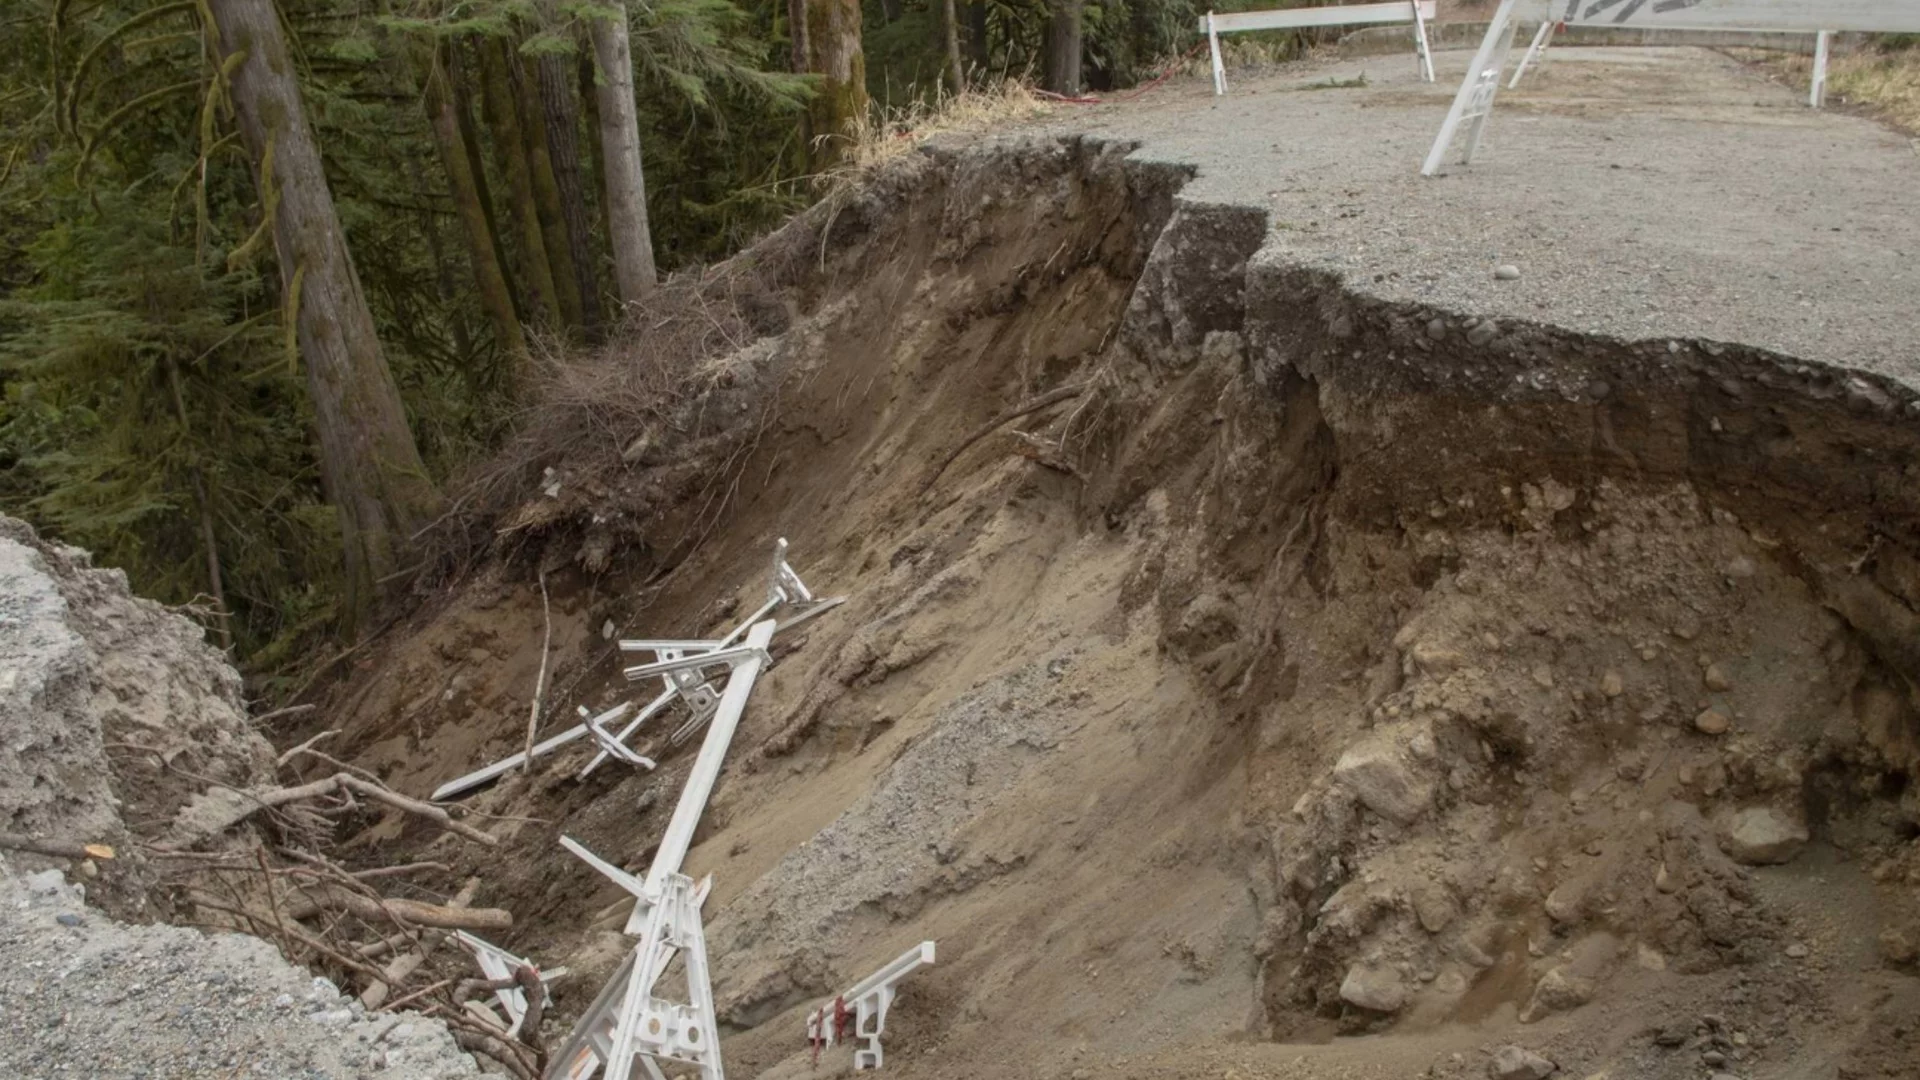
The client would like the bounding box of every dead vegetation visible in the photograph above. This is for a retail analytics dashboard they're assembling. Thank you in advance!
[406,259,803,585]
[90,732,553,1077]
[1738,40,1920,132]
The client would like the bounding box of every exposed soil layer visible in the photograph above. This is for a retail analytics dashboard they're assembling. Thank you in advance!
[304,135,1920,1080]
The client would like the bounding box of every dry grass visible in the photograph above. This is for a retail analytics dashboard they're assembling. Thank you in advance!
[826,80,1050,180]
[1742,45,1920,134]
[408,263,788,579]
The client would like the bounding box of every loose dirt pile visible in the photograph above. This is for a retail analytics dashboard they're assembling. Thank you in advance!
[285,131,1920,1080]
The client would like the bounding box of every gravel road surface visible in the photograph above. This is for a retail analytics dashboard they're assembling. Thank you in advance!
[1038,45,1920,388]
[0,864,486,1079]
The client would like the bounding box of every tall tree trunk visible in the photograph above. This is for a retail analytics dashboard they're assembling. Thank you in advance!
[577,49,610,252]
[878,0,900,24]
[422,219,474,363]
[532,47,606,340]
[805,0,867,170]
[206,0,441,625]
[965,2,988,71]
[425,44,525,359]
[588,3,657,306]
[478,36,563,328]
[1044,0,1082,95]
[788,0,809,73]
[511,48,585,332]
[942,0,965,94]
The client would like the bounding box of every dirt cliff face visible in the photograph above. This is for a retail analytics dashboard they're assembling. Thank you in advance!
[308,136,1920,1080]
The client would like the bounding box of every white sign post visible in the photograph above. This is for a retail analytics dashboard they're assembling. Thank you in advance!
[1810,29,1831,107]
[1421,0,1523,176]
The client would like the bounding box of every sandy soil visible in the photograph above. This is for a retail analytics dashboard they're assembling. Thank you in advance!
[1035,45,1920,389]
[285,112,1920,1080]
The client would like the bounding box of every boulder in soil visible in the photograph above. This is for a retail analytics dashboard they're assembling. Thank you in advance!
[1719,806,1808,866]
[1488,1045,1557,1080]
[1338,962,1407,1013]
[1332,727,1434,825]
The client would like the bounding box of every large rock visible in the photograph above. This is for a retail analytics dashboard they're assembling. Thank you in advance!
[1332,726,1434,825]
[1519,967,1594,1022]
[1488,1045,1557,1080]
[1338,962,1407,1013]
[0,530,112,843]
[1719,806,1808,866]
[0,517,274,864]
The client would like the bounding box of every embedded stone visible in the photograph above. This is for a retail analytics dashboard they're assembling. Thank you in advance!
[1694,708,1732,736]
[1519,968,1594,1022]
[1338,963,1407,1013]
[1487,1045,1556,1080]
[1333,734,1434,825]
[1720,806,1808,866]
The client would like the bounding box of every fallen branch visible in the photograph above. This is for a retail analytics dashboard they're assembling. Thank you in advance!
[216,772,498,847]
[361,877,480,1008]
[0,833,115,861]
[351,860,451,881]
[524,570,552,773]
[442,1010,538,1080]
[254,703,319,726]
[513,964,546,1051]
[190,892,394,985]
[286,884,509,932]
[275,728,337,766]
[381,977,455,1012]
[920,383,1086,495]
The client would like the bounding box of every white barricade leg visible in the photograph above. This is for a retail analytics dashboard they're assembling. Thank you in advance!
[1810,30,1831,108]
[1410,0,1435,83]
[1208,12,1227,96]
[1509,19,1553,89]
[1421,0,1521,176]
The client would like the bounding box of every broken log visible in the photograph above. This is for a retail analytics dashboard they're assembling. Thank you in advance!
[361,878,480,1007]
[169,772,498,848]
[0,833,114,861]
[288,883,509,932]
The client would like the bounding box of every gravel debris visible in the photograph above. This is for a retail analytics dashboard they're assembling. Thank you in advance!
[0,864,484,1079]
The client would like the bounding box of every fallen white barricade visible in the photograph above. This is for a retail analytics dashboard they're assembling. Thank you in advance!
[430,538,840,801]
[806,941,938,1071]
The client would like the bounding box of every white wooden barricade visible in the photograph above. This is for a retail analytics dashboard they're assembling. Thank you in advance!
[1200,1,1438,96]
[429,539,838,801]
[805,942,937,1071]
[544,619,777,1080]
[1425,0,1920,175]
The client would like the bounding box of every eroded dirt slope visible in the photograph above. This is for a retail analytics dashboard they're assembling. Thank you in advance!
[305,135,1920,1080]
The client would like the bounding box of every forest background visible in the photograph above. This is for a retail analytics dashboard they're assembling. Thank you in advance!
[1,0,1290,684]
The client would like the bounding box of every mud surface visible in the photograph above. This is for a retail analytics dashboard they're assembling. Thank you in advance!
[1042,46,1920,387]
[270,102,1920,1080]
